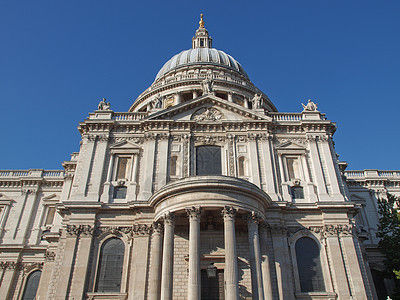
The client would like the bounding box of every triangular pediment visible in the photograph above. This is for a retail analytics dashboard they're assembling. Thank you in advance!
[145,94,272,122]
[276,141,306,150]
[110,140,141,149]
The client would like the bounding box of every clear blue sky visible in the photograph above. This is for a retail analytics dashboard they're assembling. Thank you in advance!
[1,1,399,171]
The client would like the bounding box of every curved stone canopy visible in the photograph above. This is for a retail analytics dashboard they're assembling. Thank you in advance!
[155,48,249,81]
[149,175,271,221]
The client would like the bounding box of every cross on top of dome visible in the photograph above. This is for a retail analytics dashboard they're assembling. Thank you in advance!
[192,14,212,49]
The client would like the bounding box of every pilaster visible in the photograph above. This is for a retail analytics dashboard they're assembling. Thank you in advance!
[129,224,152,300]
[138,133,157,200]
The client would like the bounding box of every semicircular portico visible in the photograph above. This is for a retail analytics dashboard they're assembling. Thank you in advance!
[149,175,271,221]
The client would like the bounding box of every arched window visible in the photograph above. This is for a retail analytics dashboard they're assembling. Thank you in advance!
[22,270,41,300]
[295,237,325,292]
[196,146,221,175]
[95,238,125,292]
[238,156,246,176]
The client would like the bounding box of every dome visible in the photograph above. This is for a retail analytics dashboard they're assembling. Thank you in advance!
[155,48,249,81]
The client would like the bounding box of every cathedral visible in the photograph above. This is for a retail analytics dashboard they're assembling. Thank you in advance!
[0,15,399,300]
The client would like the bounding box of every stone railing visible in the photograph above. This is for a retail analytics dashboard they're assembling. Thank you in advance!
[151,73,248,90]
[269,113,302,121]
[0,169,65,178]
[345,170,400,179]
[113,112,148,121]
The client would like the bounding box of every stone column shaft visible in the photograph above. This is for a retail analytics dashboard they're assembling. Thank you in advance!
[260,225,273,300]
[187,207,202,300]
[223,206,239,300]
[161,212,175,300]
[149,223,163,300]
[248,213,264,300]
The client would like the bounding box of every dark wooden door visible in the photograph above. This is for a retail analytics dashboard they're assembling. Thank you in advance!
[201,269,224,300]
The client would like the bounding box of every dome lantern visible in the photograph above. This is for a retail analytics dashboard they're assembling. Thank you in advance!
[192,14,212,49]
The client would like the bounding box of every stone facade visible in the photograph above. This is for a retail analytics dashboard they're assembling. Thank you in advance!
[0,16,398,300]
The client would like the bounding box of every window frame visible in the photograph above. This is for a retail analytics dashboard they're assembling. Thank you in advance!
[195,145,223,176]
[21,269,42,300]
[87,232,131,296]
[289,230,334,297]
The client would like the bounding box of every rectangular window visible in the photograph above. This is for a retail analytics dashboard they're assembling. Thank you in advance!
[113,186,127,199]
[170,156,178,176]
[116,157,131,180]
[196,146,222,175]
[45,207,56,226]
[286,157,300,180]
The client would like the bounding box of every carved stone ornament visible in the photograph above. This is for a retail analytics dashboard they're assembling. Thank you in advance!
[23,262,44,274]
[152,94,163,109]
[301,99,318,112]
[183,134,190,177]
[0,261,20,270]
[66,225,94,236]
[45,251,56,261]
[98,226,134,238]
[163,211,175,225]
[194,135,225,145]
[133,224,152,236]
[186,206,202,220]
[324,224,353,237]
[152,222,163,235]
[245,211,262,224]
[201,77,214,94]
[98,98,111,110]
[222,206,237,220]
[251,93,263,109]
[191,107,223,122]
[227,135,235,176]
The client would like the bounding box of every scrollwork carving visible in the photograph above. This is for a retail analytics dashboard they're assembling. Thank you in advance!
[66,225,94,237]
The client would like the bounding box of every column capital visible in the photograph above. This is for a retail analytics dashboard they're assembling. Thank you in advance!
[152,222,163,235]
[222,206,237,221]
[163,211,175,225]
[186,206,202,220]
[245,211,262,224]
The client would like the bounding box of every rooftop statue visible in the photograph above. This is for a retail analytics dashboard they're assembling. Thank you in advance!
[98,98,111,110]
[302,99,318,112]
[251,93,263,109]
[201,77,214,94]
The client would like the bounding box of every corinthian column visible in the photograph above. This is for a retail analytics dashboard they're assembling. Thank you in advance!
[186,206,202,300]
[222,206,239,300]
[148,222,163,300]
[161,212,175,300]
[247,212,264,300]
